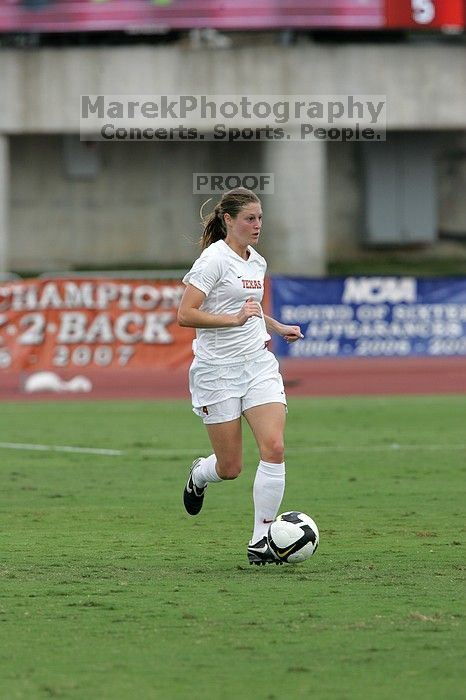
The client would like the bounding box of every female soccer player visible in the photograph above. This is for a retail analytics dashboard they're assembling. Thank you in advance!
[178,187,303,565]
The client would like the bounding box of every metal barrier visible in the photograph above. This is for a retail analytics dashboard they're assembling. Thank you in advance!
[37,270,187,280]
[0,272,21,280]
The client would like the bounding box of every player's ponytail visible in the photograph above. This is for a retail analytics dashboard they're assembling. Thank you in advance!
[200,201,226,250]
[199,187,261,250]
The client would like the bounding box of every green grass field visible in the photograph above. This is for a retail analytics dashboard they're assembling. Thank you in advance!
[1,396,465,700]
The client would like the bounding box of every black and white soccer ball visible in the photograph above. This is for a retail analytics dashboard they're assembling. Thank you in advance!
[267,511,319,563]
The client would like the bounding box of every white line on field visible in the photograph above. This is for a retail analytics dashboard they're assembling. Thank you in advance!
[287,444,466,453]
[1,443,463,458]
[140,444,466,455]
[0,442,123,456]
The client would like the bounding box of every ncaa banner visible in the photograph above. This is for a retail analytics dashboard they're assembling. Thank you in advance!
[0,278,195,373]
[271,276,466,359]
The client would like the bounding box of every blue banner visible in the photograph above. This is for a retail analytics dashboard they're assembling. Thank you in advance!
[271,276,466,358]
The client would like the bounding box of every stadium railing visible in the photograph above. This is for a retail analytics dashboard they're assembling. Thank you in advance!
[0,272,21,280]
[37,270,187,280]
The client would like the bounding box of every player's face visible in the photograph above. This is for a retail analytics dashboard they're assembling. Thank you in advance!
[225,203,263,250]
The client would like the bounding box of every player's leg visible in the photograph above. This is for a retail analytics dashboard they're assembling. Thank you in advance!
[191,417,244,491]
[204,418,244,479]
[243,402,287,550]
[183,400,243,515]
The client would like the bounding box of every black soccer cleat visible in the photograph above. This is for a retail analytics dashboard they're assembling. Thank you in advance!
[247,536,283,566]
[183,458,207,515]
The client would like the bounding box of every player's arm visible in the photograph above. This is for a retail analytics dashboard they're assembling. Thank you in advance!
[178,285,262,329]
[263,314,304,343]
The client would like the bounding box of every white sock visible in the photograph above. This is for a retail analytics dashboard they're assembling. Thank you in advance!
[192,454,222,488]
[250,460,285,545]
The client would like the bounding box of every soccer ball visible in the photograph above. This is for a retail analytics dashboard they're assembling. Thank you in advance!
[267,511,319,563]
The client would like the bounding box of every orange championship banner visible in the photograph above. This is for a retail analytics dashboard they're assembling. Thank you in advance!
[0,278,196,373]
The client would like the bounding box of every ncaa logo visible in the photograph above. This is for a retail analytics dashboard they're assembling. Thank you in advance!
[342,277,417,304]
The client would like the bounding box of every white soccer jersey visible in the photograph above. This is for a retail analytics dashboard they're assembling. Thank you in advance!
[182,239,271,363]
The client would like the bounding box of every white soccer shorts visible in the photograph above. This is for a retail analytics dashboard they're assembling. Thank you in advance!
[189,348,287,425]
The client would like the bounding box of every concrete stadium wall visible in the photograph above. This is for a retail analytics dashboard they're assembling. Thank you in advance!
[8,131,465,271]
[1,44,465,132]
[1,42,465,274]
[326,132,466,260]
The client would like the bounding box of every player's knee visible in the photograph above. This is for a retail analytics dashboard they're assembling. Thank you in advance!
[262,437,285,464]
[216,458,242,480]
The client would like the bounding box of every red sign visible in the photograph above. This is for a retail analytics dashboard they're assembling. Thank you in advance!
[386,0,464,29]
[0,278,195,372]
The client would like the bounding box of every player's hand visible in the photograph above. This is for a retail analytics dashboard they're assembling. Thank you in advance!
[236,297,263,326]
[280,324,304,343]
